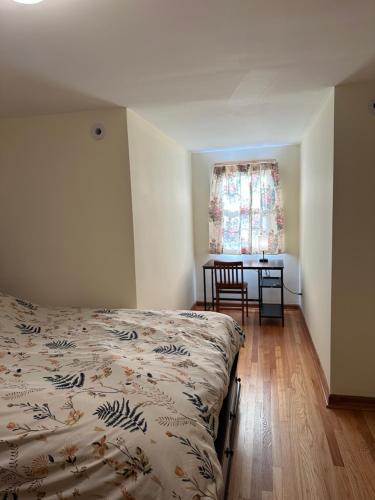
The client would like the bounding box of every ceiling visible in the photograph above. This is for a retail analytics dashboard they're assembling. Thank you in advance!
[1,0,375,151]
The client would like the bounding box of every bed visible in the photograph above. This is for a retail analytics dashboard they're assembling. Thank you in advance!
[0,293,243,500]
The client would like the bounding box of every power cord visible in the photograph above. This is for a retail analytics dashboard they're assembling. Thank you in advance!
[283,284,303,296]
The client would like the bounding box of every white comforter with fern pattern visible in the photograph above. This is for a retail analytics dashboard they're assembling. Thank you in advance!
[0,293,243,500]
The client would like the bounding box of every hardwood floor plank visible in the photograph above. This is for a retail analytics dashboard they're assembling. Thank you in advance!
[272,466,282,500]
[335,426,375,500]
[354,412,375,463]
[318,403,345,467]
[330,465,357,500]
[274,345,288,423]
[261,381,273,493]
[364,412,375,440]
[250,400,264,500]
[261,492,273,500]
[251,328,259,363]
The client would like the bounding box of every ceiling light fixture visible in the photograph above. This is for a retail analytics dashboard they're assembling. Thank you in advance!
[13,0,44,4]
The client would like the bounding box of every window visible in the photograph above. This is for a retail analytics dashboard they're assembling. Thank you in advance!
[208,160,284,255]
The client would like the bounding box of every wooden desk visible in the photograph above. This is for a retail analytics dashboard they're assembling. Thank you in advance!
[202,259,284,325]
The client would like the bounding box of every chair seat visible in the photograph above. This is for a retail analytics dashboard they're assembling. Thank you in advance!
[216,281,248,290]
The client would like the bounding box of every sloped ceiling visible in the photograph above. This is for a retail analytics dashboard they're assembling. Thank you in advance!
[1,0,374,150]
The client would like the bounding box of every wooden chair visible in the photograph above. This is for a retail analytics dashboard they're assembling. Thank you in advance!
[214,260,248,325]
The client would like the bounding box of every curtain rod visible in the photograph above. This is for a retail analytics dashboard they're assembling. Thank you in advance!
[214,159,277,166]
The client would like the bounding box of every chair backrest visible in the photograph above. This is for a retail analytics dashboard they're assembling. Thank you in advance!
[214,260,244,286]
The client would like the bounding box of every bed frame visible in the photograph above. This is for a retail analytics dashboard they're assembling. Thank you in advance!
[215,354,241,500]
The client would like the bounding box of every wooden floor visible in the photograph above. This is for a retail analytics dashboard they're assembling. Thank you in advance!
[223,308,375,500]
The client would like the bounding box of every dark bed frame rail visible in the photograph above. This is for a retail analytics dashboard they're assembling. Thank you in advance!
[215,354,241,500]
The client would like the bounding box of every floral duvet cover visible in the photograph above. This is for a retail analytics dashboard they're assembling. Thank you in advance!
[0,293,243,500]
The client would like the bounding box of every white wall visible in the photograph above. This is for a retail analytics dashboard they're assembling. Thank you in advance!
[0,109,137,308]
[300,91,334,386]
[127,109,195,310]
[192,145,301,305]
[330,81,375,397]
[0,108,195,311]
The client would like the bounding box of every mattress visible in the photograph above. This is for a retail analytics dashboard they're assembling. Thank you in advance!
[0,293,243,499]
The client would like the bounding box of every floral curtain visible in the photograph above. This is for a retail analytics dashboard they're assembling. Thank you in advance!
[208,161,284,254]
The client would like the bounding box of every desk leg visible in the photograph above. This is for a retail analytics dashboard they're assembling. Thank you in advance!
[258,269,262,326]
[281,268,284,327]
[203,267,207,311]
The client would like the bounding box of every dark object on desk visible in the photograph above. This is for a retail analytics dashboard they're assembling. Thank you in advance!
[203,259,285,326]
[214,260,248,325]
[259,250,268,263]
